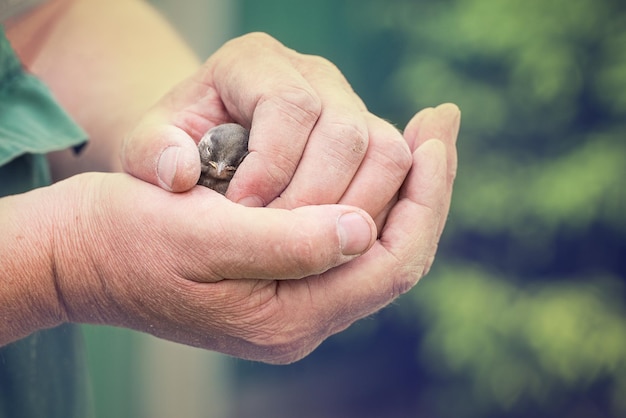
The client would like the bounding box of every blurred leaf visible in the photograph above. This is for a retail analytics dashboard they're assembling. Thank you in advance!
[413,264,626,416]
[450,134,626,235]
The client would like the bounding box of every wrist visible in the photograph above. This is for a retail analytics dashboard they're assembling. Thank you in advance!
[47,173,121,327]
[0,185,68,345]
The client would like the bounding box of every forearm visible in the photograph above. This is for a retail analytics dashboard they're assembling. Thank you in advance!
[0,187,66,345]
[5,0,201,178]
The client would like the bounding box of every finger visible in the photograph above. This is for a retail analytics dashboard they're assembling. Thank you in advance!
[337,114,412,224]
[405,103,460,182]
[161,186,377,281]
[277,138,451,337]
[121,121,202,192]
[186,115,455,363]
[266,55,371,208]
[404,103,460,236]
[206,34,323,206]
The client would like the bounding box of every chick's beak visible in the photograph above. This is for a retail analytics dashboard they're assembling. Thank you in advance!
[216,161,227,178]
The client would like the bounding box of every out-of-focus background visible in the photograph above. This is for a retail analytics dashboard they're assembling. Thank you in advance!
[82,0,626,417]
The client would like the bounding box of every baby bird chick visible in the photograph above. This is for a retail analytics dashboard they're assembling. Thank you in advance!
[197,123,250,194]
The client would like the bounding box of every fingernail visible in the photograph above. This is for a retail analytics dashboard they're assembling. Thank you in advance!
[157,146,180,191]
[438,104,461,136]
[338,212,374,256]
[237,195,265,207]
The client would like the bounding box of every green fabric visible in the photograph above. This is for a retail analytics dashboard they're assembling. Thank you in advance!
[0,26,94,417]
[0,326,95,418]
[0,26,87,169]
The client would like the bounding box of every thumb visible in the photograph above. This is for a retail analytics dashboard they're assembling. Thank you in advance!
[181,197,378,281]
[121,122,201,192]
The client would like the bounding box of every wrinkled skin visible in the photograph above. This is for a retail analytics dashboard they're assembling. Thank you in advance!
[2,8,460,364]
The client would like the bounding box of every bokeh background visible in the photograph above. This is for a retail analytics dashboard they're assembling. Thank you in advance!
[82,0,626,417]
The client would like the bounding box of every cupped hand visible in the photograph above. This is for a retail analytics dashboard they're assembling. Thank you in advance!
[54,104,459,364]
[121,32,411,224]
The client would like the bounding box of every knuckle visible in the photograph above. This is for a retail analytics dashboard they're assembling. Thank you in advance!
[449,164,458,184]
[392,268,424,299]
[259,84,322,129]
[283,227,331,277]
[241,31,275,43]
[243,315,319,364]
[303,54,340,75]
[389,251,436,299]
[390,243,439,299]
[348,128,411,204]
[335,118,369,152]
[226,32,284,53]
[384,134,413,175]
[321,117,369,165]
[260,155,298,194]
[300,55,354,92]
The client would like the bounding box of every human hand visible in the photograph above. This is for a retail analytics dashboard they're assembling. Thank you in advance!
[121,33,411,225]
[47,103,458,364]
[44,170,376,358]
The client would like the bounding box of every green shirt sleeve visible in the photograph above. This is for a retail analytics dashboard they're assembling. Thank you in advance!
[0,25,87,193]
[0,26,94,418]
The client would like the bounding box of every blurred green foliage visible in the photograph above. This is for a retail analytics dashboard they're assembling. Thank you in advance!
[347,0,626,416]
[412,266,626,417]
